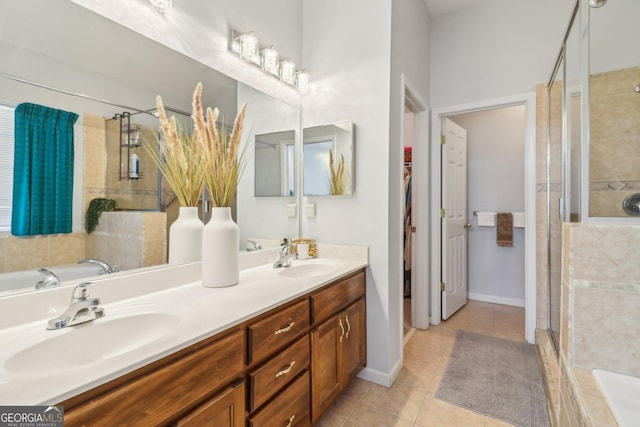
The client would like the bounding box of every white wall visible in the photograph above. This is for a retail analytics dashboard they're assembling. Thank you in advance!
[237,84,299,245]
[301,0,393,384]
[451,106,526,306]
[389,0,431,377]
[430,0,575,107]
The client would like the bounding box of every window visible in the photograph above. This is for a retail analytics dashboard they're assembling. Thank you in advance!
[0,104,14,232]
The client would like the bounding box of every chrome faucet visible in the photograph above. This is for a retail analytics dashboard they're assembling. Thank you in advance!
[273,244,296,268]
[246,240,262,251]
[36,268,60,289]
[46,283,105,330]
[78,258,114,274]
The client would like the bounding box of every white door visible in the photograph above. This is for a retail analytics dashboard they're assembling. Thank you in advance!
[441,118,468,320]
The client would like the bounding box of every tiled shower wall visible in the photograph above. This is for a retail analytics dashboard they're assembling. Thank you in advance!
[589,66,640,216]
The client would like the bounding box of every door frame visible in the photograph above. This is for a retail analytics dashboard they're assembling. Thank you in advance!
[429,93,537,344]
[400,74,430,331]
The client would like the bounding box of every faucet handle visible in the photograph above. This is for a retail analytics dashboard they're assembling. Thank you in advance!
[71,283,93,303]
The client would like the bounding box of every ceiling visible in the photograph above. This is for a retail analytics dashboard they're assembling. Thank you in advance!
[424,0,498,18]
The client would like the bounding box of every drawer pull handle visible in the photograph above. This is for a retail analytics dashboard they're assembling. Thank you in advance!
[339,318,345,343]
[285,414,295,427]
[275,360,296,378]
[275,321,295,335]
[345,315,351,339]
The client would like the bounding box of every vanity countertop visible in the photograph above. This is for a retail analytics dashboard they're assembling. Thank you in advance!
[0,245,368,405]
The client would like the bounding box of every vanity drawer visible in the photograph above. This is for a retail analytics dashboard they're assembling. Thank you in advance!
[247,299,309,364]
[64,329,244,427]
[311,271,365,324]
[249,370,311,427]
[249,334,310,412]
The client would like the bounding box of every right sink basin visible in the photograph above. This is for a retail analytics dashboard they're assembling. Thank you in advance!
[277,259,342,279]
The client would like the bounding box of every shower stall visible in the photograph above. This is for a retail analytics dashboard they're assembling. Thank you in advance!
[545,0,640,354]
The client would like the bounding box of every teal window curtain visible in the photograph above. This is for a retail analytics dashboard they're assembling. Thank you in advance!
[12,103,78,236]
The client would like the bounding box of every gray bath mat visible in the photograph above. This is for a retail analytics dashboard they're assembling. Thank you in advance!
[435,330,550,427]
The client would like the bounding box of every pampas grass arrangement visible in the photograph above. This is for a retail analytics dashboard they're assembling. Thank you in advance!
[329,148,345,195]
[144,95,204,207]
[191,82,248,207]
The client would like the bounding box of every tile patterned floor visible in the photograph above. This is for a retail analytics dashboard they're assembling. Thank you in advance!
[316,300,526,427]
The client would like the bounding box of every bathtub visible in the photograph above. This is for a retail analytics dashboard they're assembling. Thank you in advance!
[0,264,105,296]
[593,369,640,427]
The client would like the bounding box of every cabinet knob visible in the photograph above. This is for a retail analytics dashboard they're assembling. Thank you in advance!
[275,361,296,378]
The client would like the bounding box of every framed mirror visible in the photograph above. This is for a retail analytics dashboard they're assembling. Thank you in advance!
[303,121,355,196]
[0,1,300,297]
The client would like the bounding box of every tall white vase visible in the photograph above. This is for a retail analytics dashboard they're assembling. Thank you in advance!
[201,207,239,287]
[169,207,204,264]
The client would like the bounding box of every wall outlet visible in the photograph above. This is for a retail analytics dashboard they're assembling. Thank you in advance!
[286,203,297,218]
[304,203,316,218]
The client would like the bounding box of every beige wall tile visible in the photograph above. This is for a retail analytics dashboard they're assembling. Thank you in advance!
[573,284,640,376]
[6,235,50,270]
[48,233,87,265]
[570,223,640,283]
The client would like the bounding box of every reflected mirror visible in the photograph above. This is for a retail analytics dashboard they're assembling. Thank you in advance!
[303,122,354,196]
[0,1,300,297]
[254,131,296,197]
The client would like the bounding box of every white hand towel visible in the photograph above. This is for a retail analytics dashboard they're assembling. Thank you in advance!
[513,212,525,228]
[476,212,496,227]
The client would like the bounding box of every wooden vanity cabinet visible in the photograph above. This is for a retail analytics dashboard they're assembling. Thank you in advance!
[59,269,366,427]
[310,272,366,423]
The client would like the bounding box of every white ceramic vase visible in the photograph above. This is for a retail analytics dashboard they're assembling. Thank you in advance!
[201,207,239,287]
[169,207,204,264]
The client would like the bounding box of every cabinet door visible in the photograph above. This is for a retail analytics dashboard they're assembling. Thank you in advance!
[310,314,341,422]
[176,381,245,427]
[340,298,366,387]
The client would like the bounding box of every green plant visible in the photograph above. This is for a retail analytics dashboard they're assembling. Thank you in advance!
[329,148,345,195]
[85,198,116,234]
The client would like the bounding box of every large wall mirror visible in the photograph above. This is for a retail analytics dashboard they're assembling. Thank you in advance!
[0,1,300,297]
[303,121,355,196]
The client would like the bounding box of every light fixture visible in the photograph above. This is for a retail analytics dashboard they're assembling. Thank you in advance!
[280,59,296,86]
[232,31,259,63]
[261,46,280,77]
[229,29,309,91]
[296,69,310,92]
[146,0,172,13]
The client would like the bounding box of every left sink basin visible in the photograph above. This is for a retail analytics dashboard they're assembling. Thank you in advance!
[4,304,189,376]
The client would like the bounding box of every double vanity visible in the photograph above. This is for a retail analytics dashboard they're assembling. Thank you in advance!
[0,245,368,426]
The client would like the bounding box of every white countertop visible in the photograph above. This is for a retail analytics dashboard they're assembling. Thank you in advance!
[0,245,367,405]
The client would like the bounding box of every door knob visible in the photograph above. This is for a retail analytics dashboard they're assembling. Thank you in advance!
[464,223,472,229]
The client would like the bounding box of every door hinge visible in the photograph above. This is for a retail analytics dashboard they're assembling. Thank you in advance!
[410,226,416,233]
[440,208,445,218]
[440,282,446,292]
[440,135,446,145]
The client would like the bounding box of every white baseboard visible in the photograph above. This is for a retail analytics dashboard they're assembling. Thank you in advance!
[357,357,403,388]
[468,292,524,307]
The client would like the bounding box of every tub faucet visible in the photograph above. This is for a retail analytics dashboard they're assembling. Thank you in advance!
[78,258,114,274]
[273,244,296,268]
[47,283,105,330]
[36,268,60,289]
[247,240,262,251]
